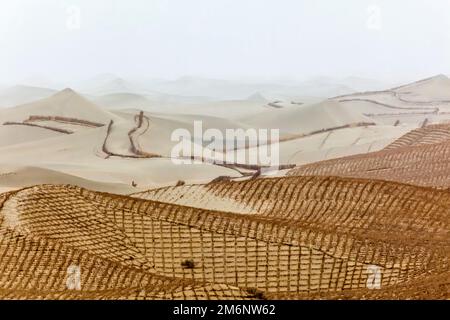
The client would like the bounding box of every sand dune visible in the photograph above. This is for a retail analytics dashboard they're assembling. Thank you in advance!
[1,75,450,300]
[288,123,450,188]
[92,92,154,109]
[0,124,63,147]
[151,76,355,100]
[274,124,414,165]
[0,90,252,189]
[241,100,376,135]
[0,76,444,191]
[0,88,120,124]
[385,123,450,149]
[0,176,447,299]
[0,124,239,189]
[87,77,144,95]
[305,76,449,138]
[170,99,272,119]
[392,74,450,102]
[0,165,139,194]
[76,76,155,96]
[0,85,57,108]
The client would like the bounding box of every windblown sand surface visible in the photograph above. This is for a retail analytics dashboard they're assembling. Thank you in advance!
[0,75,449,299]
[288,123,450,188]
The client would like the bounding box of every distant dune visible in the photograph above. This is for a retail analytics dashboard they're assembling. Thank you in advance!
[2,75,449,190]
[0,165,140,194]
[92,92,154,109]
[241,99,376,135]
[392,74,450,102]
[151,76,355,100]
[0,85,57,108]
[0,88,120,124]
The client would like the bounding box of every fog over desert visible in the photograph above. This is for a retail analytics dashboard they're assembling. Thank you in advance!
[0,0,449,301]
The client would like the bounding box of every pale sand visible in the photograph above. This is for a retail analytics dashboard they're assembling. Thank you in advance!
[240,99,376,135]
[1,75,450,192]
[393,74,450,102]
[0,76,449,300]
[0,125,63,147]
[0,85,57,108]
[0,165,140,194]
[0,88,121,124]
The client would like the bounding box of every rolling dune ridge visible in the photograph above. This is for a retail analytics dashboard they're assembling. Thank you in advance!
[0,175,448,299]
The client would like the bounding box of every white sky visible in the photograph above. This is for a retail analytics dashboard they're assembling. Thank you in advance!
[1,0,449,84]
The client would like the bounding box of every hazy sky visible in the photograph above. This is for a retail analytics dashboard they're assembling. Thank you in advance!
[1,0,449,84]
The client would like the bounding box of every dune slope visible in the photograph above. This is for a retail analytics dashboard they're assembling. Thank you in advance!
[288,123,450,188]
[1,175,447,299]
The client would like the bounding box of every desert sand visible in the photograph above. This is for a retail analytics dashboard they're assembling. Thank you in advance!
[0,75,449,300]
